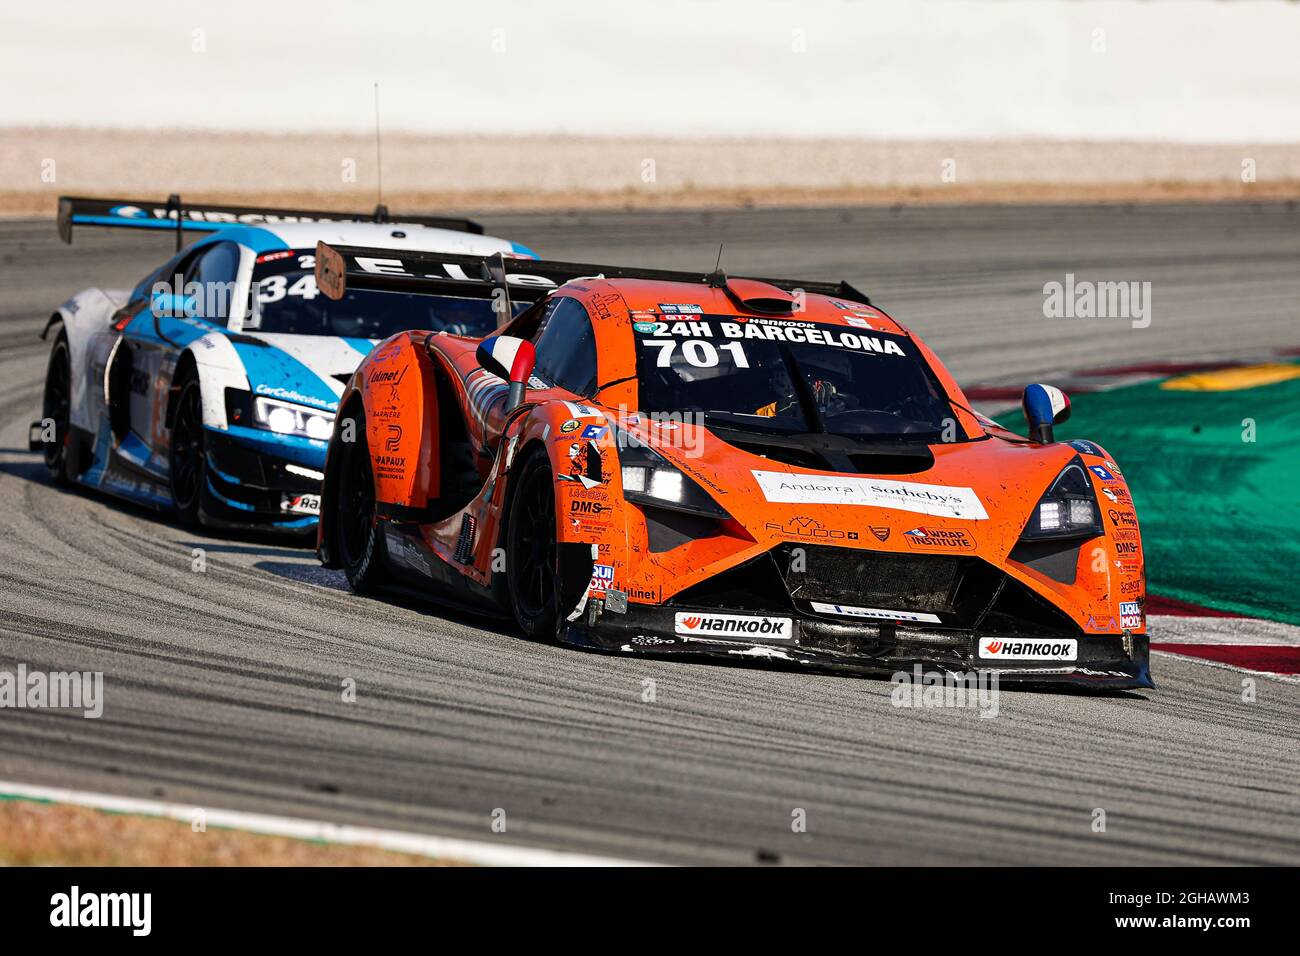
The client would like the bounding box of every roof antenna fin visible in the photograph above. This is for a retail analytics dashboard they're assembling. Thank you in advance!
[372,82,389,223]
[707,242,727,288]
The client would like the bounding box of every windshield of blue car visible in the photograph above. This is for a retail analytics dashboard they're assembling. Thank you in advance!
[245,268,522,339]
[631,316,959,440]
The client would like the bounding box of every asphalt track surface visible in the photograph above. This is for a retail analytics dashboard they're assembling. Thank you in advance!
[0,204,1297,865]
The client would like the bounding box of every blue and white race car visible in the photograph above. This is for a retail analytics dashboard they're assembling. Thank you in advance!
[30,195,537,534]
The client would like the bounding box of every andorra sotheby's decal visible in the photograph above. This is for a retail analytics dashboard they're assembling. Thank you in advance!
[751,471,988,520]
[674,612,793,640]
[978,638,1079,661]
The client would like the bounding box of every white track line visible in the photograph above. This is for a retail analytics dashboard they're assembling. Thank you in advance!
[1147,614,1300,683]
[1147,614,1300,646]
[1150,650,1300,686]
[0,781,652,867]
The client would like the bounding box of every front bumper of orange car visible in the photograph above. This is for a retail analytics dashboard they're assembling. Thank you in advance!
[564,544,1153,690]
[565,606,1151,689]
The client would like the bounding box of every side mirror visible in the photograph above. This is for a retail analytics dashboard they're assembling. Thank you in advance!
[476,335,536,412]
[1021,383,1071,443]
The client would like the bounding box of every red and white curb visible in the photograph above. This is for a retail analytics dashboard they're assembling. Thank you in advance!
[1147,612,1300,684]
[963,347,1300,419]
[0,781,654,867]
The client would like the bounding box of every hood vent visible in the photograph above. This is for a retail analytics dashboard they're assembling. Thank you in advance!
[720,434,934,475]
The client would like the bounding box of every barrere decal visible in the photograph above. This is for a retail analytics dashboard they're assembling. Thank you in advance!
[810,602,942,624]
[752,470,989,520]
[978,638,1078,661]
[674,613,792,640]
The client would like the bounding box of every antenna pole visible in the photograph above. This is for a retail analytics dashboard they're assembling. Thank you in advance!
[373,82,385,220]
[708,242,727,287]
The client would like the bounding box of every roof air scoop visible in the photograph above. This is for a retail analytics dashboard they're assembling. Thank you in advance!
[723,278,798,315]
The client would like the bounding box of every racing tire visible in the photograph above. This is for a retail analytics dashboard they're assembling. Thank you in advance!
[40,337,72,483]
[505,447,560,640]
[335,409,388,593]
[169,376,208,528]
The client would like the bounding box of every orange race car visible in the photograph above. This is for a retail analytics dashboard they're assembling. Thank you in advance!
[314,243,1151,689]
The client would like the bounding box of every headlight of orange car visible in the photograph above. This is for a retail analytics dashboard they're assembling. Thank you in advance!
[618,435,730,519]
[1019,457,1104,541]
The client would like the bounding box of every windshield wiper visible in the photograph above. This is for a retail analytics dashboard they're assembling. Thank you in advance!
[701,412,799,436]
[776,344,826,434]
[590,374,637,398]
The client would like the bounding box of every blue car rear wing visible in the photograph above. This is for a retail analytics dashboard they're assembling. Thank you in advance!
[57,195,485,250]
[314,242,875,311]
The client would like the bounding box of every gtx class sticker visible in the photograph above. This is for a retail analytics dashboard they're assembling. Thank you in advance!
[978,638,1078,661]
[752,470,989,520]
[674,613,793,640]
[810,603,942,623]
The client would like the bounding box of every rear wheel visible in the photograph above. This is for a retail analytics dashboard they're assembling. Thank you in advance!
[505,449,560,640]
[41,337,72,482]
[169,376,207,528]
[336,409,387,592]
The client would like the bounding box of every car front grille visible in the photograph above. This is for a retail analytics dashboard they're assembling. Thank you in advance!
[771,543,967,612]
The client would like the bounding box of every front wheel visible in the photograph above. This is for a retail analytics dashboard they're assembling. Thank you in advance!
[169,376,207,528]
[41,337,73,482]
[335,409,388,592]
[505,448,560,640]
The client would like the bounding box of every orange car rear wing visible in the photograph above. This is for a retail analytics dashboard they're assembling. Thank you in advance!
[313,242,874,310]
[57,195,484,251]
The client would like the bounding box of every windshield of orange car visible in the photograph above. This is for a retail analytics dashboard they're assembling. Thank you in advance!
[631,316,958,440]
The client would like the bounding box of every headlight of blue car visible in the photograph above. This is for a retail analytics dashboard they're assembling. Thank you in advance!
[251,395,335,441]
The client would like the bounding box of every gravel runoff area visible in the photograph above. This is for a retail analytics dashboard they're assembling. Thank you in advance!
[2,128,1298,213]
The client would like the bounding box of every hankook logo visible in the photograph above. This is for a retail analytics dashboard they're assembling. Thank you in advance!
[978,638,1077,661]
[674,613,792,640]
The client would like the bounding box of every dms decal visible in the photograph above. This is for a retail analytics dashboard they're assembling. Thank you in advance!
[674,613,792,640]
[978,638,1078,661]
[752,470,988,520]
